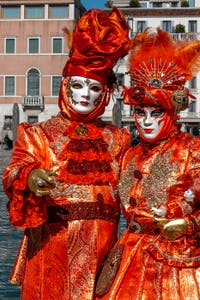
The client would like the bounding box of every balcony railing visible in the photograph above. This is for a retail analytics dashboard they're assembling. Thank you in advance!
[130,31,200,41]
[171,32,200,41]
[180,111,200,120]
[22,96,44,112]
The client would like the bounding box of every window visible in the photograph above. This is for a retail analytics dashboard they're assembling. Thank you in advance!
[127,18,133,31]
[162,21,172,32]
[189,77,197,89]
[116,73,124,87]
[5,38,15,54]
[3,116,13,130]
[140,2,147,7]
[5,76,15,96]
[28,38,39,53]
[52,38,63,53]
[188,20,197,32]
[152,2,162,7]
[2,6,20,19]
[171,2,178,7]
[188,0,195,7]
[52,76,62,96]
[49,5,69,18]
[25,5,44,19]
[137,21,147,33]
[27,69,40,96]
[189,101,196,113]
[28,116,38,124]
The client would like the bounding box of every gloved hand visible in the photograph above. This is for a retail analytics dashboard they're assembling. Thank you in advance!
[154,217,187,240]
[151,205,166,217]
[27,168,56,196]
[184,188,195,202]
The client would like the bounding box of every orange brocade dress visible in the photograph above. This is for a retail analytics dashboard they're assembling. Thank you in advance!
[2,113,130,300]
[97,132,200,300]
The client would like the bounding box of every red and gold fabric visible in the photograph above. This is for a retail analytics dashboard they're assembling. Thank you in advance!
[97,132,200,300]
[3,114,131,300]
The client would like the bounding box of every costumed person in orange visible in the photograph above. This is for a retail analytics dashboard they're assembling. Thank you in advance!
[95,28,200,300]
[2,7,131,300]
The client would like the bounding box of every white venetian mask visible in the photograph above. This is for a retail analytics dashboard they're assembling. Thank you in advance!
[68,76,103,114]
[134,106,165,140]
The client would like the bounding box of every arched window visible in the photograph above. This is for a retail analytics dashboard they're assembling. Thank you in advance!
[27,68,40,96]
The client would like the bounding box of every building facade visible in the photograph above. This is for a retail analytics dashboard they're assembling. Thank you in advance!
[1,0,200,144]
[0,0,85,143]
[108,0,200,135]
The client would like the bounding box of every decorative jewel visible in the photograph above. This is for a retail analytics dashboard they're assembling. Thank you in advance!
[36,178,45,187]
[172,89,188,112]
[75,124,89,136]
[132,86,145,103]
[94,95,102,106]
[129,220,143,233]
[129,197,137,207]
[133,170,143,180]
[149,78,163,88]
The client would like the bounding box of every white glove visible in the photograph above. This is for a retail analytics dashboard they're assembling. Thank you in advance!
[184,188,195,202]
[151,205,167,217]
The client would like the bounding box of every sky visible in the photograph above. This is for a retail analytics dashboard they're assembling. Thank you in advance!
[81,0,107,10]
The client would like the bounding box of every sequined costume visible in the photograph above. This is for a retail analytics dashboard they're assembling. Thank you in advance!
[2,8,131,300]
[95,28,200,299]
[97,132,200,300]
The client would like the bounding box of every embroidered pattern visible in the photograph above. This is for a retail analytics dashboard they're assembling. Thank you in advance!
[119,158,137,208]
[119,148,179,209]
[143,149,179,208]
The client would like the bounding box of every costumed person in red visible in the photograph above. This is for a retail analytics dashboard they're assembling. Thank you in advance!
[2,7,131,300]
[95,28,200,300]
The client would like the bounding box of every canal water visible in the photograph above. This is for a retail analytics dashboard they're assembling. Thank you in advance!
[0,149,22,299]
[0,149,127,299]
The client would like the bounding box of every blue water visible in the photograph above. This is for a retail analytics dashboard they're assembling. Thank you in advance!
[0,149,22,299]
[0,149,127,299]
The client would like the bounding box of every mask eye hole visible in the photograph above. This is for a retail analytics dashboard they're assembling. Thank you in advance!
[135,108,145,116]
[151,109,164,117]
[90,85,102,92]
[71,82,83,89]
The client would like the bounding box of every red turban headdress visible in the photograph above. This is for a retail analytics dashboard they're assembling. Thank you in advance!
[59,7,131,122]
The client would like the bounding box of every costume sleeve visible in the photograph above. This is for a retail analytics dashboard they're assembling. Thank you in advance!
[2,123,51,229]
[165,136,200,233]
[185,137,200,232]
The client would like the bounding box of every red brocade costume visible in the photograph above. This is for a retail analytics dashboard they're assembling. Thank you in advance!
[95,28,200,299]
[3,114,130,299]
[97,132,200,300]
[2,7,131,300]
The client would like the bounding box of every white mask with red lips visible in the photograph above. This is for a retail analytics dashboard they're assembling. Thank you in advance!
[69,76,103,114]
[134,106,166,141]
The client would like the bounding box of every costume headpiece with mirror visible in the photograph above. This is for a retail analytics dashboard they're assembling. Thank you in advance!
[124,27,200,112]
[123,28,200,142]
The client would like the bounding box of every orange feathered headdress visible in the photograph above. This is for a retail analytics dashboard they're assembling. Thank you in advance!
[123,27,200,113]
[62,7,130,87]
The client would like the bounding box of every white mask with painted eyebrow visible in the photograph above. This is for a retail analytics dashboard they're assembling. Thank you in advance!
[135,106,165,140]
[69,76,103,114]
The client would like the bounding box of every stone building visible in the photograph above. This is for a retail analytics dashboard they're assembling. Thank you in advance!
[0,0,85,143]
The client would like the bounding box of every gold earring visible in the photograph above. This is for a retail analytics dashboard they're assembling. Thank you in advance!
[94,95,102,106]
